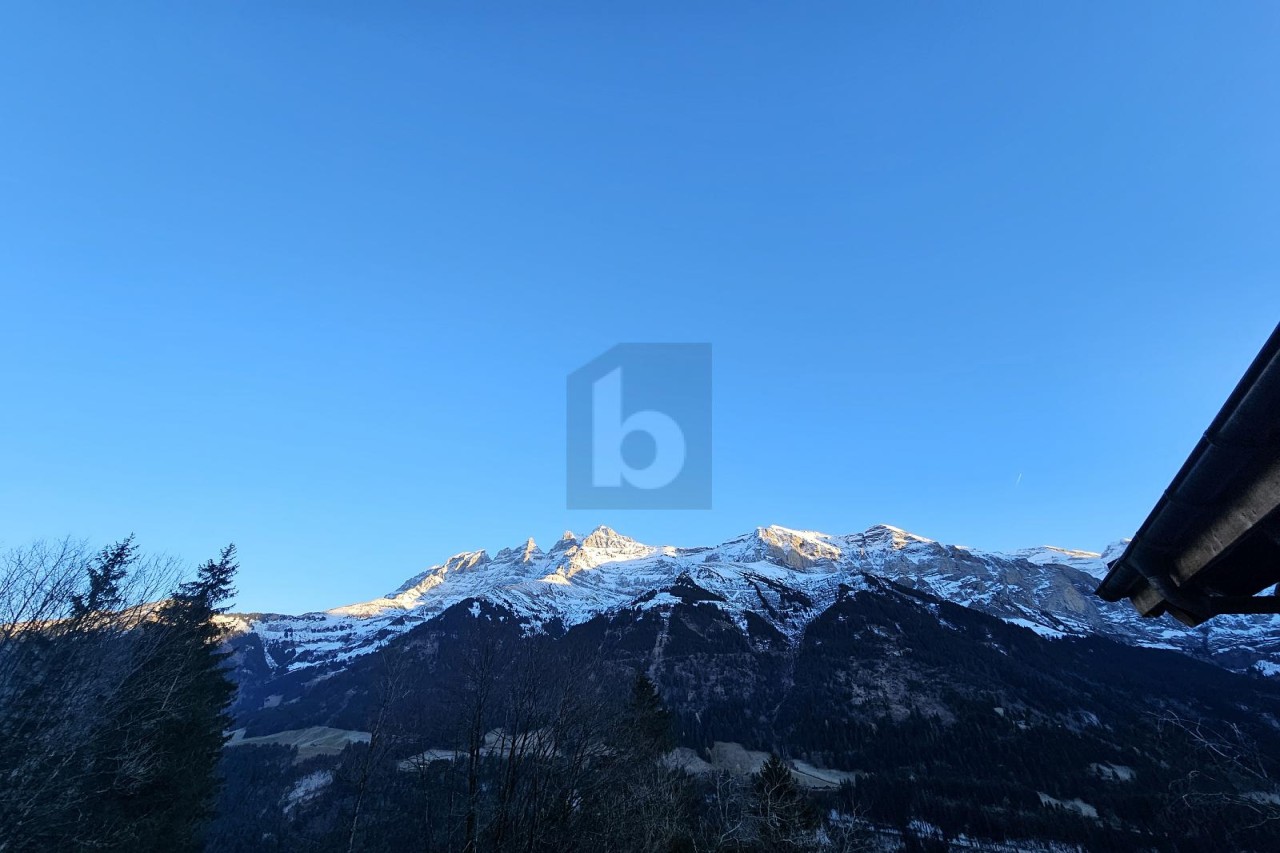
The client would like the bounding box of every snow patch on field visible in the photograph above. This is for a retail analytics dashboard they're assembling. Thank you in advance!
[1037,792,1098,819]
[1254,660,1280,677]
[285,770,332,811]
[1089,763,1135,782]
[227,726,370,761]
[1004,618,1066,639]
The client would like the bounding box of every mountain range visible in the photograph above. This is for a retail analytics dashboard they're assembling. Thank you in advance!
[226,523,1280,683]
[216,522,1280,848]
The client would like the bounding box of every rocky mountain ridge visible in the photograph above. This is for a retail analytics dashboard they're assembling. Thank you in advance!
[230,523,1280,678]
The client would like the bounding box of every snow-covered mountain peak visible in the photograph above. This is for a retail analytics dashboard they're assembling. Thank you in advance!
[494,537,542,564]
[1002,545,1115,581]
[557,525,656,576]
[1101,539,1131,564]
[757,524,836,542]
[700,524,936,569]
[1012,545,1099,563]
[697,525,835,567]
[752,525,842,568]
[383,550,489,596]
[446,550,490,571]
[853,523,936,550]
[580,525,642,551]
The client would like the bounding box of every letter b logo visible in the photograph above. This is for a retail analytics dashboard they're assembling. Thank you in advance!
[567,344,711,509]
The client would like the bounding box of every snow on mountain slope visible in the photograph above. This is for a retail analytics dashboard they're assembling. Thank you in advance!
[240,524,1280,677]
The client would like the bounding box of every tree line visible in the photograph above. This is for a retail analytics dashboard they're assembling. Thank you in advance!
[0,537,238,852]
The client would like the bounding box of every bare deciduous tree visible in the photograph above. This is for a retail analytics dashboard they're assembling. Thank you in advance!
[1154,709,1280,833]
[345,642,411,853]
[0,537,232,852]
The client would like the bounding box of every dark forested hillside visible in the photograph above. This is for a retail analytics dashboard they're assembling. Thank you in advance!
[218,575,1280,851]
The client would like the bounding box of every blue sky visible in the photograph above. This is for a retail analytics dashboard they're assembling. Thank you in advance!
[2,2,1278,613]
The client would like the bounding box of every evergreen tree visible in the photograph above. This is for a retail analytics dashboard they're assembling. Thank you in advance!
[91,544,239,851]
[70,536,136,618]
[752,754,814,849]
[620,673,674,762]
[2,538,240,851]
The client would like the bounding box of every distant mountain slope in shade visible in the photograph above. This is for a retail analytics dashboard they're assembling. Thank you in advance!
[218,524,1280,852]
[225,523,1280,680]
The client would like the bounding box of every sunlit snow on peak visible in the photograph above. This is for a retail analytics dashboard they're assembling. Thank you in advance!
[241,521,1280,683]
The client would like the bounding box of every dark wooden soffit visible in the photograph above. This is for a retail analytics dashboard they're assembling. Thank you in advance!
[1096,323,1280,626]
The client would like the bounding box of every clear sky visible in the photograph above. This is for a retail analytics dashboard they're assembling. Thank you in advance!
[2,2,1278,614]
